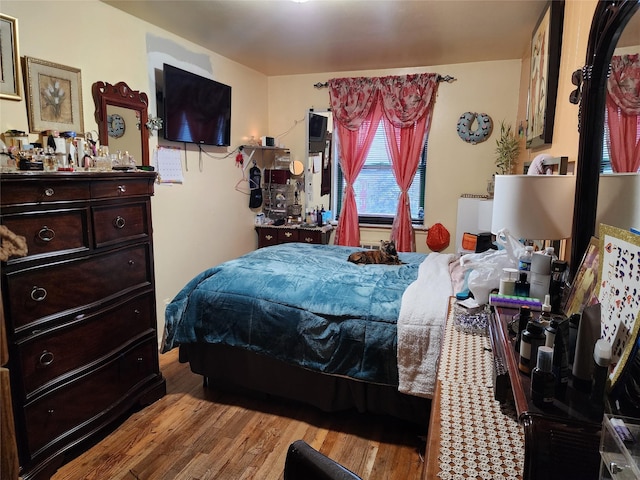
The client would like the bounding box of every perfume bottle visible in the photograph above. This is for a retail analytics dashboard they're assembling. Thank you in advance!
[531,346,555,407]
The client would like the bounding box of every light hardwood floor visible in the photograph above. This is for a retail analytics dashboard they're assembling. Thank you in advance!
[52,348,427,480]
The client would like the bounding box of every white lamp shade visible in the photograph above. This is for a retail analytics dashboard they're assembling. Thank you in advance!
[491,175,576,240]
[596,173,640,232]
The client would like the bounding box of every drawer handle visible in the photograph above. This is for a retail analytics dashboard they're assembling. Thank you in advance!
[128,260,135,266]
[44,187,55,197]
[117,185,127,194]
[39,351,55,366]
[31,286,47,302]
[134,309,140,315]
[113,216,126,229]
[265,234,273,240]
[304,237,313,243]
[285,232,293,238]
[38,226,56,242]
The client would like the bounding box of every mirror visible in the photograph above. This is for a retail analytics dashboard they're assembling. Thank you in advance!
[92,81,150,166]
[571,0,640,416]
[306,110,332,214]
[570,0,639,277]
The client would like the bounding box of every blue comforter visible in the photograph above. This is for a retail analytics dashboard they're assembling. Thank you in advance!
[163,242,427,386]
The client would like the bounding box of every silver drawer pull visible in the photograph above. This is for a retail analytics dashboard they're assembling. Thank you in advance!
[30,286,47,302]
[44,187,55,197]
[128,260,135,266]
[39,351,55,366]
[113,216,126,229]
[117,185,126,194]
[38,226,56,242]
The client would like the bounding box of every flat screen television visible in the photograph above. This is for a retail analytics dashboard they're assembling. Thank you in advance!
[162,63,231,146]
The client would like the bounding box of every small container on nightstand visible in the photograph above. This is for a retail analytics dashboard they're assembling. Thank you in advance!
[599,414,639,479]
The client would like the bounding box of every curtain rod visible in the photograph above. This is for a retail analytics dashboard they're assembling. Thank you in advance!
[313,74,456,89]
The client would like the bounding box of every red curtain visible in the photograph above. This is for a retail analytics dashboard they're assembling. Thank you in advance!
[328,74,439,251]
[606,54,640,173]
[379,74,439,251]
[328,77,383,247]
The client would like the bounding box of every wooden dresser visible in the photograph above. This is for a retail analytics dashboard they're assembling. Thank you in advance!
[255,224,332,248]
[0,172,166,480]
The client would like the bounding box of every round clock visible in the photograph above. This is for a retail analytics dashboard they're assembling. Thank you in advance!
[107,113,126,138]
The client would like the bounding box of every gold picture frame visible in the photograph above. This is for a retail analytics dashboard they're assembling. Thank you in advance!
[563,236,600,317]
[0,14,21,100]
[24,56,84,133]
[597,224,640,390]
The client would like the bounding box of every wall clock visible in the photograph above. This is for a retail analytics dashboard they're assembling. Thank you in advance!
[107,113,126,138]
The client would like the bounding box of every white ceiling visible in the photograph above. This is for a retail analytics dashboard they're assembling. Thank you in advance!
[102,0,550,76]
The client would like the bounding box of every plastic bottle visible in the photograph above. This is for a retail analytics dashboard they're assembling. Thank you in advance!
[518,245,534,279]
[589,339,612,416]
[514,305,532,352]
[549,260,568,313]
[539,295,552,327]
[499,267,518,296]
[544,312,557,348]
[552,317,570,398]
[531,346,556,407]
[519,320,545,375]
[530,252,552,300]
[514,271,530,297]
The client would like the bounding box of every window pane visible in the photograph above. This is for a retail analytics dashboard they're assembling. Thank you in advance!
[335,123,426,222]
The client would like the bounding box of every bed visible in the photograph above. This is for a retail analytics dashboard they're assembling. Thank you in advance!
[162,242,454,425]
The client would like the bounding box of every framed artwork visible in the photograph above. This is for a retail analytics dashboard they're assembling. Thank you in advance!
[526,1,564,149]
[24,56,84,133]
[597,224,640,390]
[563,236,600,317]
[0,14,21,100]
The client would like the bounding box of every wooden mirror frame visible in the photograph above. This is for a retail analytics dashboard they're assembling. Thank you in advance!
[92,81,150,166]
[570,0,639,279]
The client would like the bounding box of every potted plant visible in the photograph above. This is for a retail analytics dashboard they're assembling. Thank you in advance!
[494,121,520,175]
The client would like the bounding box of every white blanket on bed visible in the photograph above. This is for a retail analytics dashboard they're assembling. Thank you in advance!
[397,252,454,398]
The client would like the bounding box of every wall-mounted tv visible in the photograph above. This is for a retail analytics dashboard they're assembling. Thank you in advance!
[162,63,231,146]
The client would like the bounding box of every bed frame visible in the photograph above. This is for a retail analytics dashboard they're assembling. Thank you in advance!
[179,343,430,427]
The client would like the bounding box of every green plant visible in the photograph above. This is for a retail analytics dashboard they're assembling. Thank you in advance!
[494,121,520,175]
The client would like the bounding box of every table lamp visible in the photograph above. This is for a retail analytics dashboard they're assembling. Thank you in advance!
[491,175,576,243]
[596,173,640,233]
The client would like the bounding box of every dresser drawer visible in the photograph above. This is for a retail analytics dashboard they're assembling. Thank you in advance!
[256,227,279,247]
[0,180,90,206]
[1,209,89,262]
[299,230,327,244]
[92,202,150,248]
[277,228,299,243]
[16,293,155,399]
[4,244,152,331]
[91,179,152,199]
[22,339,158,459]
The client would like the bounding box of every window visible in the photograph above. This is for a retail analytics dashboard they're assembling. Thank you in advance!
[333,123,427,225]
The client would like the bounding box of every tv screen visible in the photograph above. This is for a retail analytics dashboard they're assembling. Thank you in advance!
[309,113,328,143]
[162,64,231,146]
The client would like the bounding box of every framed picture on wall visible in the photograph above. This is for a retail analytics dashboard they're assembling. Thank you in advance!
[24,57,84,133]
[526,1,565,149]
[0,14,21,100]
